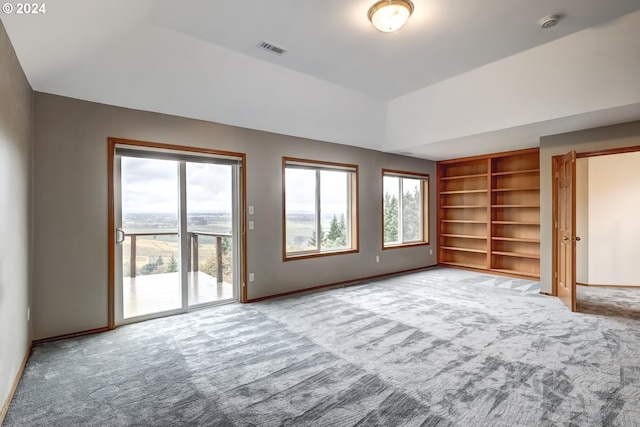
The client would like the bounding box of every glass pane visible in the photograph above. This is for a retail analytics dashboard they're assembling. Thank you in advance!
[320,170,350,250]
[383,176,400,244]
[285,168,317,252]
[121,157,181,318]
[186,162,234,306]
[402,178,422,242]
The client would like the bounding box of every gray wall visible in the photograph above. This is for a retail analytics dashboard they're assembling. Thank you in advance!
[0,20,32,415]
[539,120,640,293]
[33,93,437,340]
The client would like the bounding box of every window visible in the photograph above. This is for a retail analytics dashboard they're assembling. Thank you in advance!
[283,158,358,259]
[383,170,429,248]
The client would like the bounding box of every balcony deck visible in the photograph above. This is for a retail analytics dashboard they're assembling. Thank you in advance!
[123,271,234,319]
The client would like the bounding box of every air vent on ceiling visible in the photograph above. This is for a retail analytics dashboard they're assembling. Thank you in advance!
[258,40,288,56]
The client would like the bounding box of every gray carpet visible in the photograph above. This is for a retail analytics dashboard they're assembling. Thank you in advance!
[4,267,640,426]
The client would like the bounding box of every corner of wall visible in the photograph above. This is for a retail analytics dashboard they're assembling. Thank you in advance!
[0,17,35,420]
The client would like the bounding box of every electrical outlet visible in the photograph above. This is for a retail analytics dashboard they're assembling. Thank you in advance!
[249,273,255,282]
[429,249,433,255]
[376,255,380,263]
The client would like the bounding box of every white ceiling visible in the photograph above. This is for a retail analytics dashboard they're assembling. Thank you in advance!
[3,0,640,159]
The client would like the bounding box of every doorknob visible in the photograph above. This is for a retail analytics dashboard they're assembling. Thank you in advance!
[562,236,569,241]
[116,228,125,244]
[575,236,581,241]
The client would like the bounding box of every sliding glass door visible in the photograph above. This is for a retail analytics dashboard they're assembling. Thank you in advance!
[185,162,237,306]
[119,156,182,318]
[113,145,241,324]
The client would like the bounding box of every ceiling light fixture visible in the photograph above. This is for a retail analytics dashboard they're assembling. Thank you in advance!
[539,14,560,29]
[368,0,414,33]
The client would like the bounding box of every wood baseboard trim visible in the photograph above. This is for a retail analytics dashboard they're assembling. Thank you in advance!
[246,265,438,303]
[577,282,640,289]
[0,341,32,425]
[33,326,110,346]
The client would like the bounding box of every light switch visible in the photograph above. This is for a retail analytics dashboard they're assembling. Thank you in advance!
[248,205,254,215]
[249,221,254,230]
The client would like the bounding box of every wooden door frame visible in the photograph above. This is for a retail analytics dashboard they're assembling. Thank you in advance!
[551,156,559,296]
[107,137,248,330]
[551,144,640,297]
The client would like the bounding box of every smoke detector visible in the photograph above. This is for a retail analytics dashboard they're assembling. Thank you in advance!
[539,14,560,29]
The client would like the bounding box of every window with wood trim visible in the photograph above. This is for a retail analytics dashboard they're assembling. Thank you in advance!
[383,170,429,248]
[283,158,358,259]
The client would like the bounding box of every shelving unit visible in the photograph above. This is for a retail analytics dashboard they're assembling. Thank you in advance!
[437,148,540,279]
[437,157,490,271]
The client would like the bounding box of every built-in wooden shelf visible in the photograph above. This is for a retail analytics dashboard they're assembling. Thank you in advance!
[492,187,540,192]
[492,205,540,208]
[441,205,488,209]
[441,246,487,254]
[492,237,540,243]
[491,268,539,278]
[441,220,487,224]
[491,221,540,225]
[492,251,540,259]
[437,148,540,279]
[491,169,539,177]
[444,261,487,270]
[440,189,488,195]
[440,173,488,181]
[441,234,487,239]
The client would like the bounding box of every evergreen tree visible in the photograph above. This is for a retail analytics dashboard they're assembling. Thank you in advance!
[167,255,178,273]
[323,214,348,248]
[140,257,157,275]
[337,213,347,246]
[324,214,340,247]
[327,214,340,241]
[139,256,166,275]
[308,229,325,248]
[221,237,231,256]
[383,192,399,243]
[402,188,421,241]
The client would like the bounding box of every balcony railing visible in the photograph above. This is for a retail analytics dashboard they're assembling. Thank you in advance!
[125,231,231,283]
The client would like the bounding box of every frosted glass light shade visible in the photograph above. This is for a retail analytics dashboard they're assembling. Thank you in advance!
[368,0,414,33]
